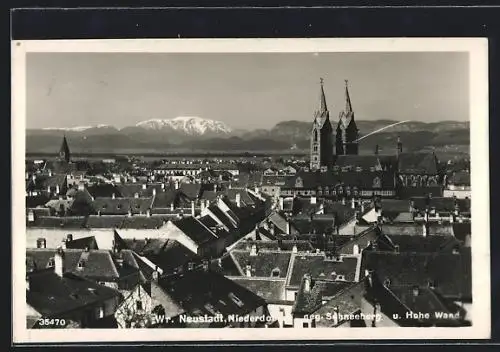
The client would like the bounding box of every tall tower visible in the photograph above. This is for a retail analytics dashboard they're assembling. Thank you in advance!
[337,80,359,155]
[58,135,71,163]
[310,78,333,170]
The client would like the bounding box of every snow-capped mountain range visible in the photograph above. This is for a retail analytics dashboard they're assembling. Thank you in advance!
[135,116,232,135]
[39,117,232,136]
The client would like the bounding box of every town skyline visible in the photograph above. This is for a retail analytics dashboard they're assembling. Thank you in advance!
[26,52,469,130]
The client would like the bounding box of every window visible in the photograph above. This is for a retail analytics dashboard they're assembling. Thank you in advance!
[303,322,309,328]
[77,260,86,269]
[47,258,55,268]
[271,268,281,278]
[313,146,318,152]
[228,292,244,308]
[313,129,318,142]
[373,177,381,189]
[136,301,143,311]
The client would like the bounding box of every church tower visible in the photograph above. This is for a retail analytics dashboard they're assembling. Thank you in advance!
[58,135,71,163]
[310,78,333,171]
[336,80,359,155]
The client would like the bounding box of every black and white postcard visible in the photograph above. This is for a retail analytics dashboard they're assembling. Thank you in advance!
[12,38,490,342]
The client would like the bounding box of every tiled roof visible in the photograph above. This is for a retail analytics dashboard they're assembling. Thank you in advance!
[156,270,266,320]
[27,248,120,281]
[378,234,460,253]
[27,270,121,318]
[232,240,315,252]
[122,238,169,256]
[293,278,351,314]
[382,224,454,237]
[27,216,87,229]
[116,183,165,198]
[147,240,200,273]
[381,199,410,213]
[86,184,122,198]
[207,204,237,230]
[119,215,168,229]
[312,279,368,327]
[86,215,126,229]
[287,254,359,287]
[398,186,444,199]
[334,155,382,170]
[173,216,218,245]
[179,183,202,200]
[398,152,439,174]
[230,250,292,278]
[447,171,470,186]
[230,277,287,302]
[388,285,455,318]
[26,195,51,208]
[361,251,471,299]
[92,197,153,215]
[151,190,180,208]
[65,236,99,250]
[411,197,470,213]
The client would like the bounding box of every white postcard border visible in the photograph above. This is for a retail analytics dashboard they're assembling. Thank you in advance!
[12,38,490,343]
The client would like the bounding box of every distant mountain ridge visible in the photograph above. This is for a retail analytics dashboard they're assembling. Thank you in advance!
[26,118,470,154]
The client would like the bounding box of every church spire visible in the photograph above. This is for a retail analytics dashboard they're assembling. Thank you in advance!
[344,79,353,114]
[319,77,328,113]
[59,135,71,163]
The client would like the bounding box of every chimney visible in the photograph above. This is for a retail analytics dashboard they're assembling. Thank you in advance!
[303,274,311,293]
[48,169,53,177]
[161,183,165,190]
[409,200,415,213]
[28,210,35,222]
[116,258,124,268]
[213,184,217,192]
[134,192,139,199]
[412,286,420,297]
[279,197,284,210]
[55,184,60,195]
[128,209,132,217]
[250,243,258,256]
[397,136,403,155]
[32,174,36,183]
[422,223,428,237]
[146,209,151,217]
[97,210,101,216]
[151,268,159,282]
[170,203,174,211]
[26,274,30,291]
[191,201,195,217]
[342,197,346,206]
[175,180,180,190]
[236,193,241,207]
[61,237,67,249]
[36,237,46,249]
[78,183,85,191]
[142,184,147,190]
[54,247,65,277]
[310,196,317,205]
[112,193,116,199]
[245,264,252,277]
[449,213,454,223]
[286,220,291,235]
[332,306,339,326]
[152,188,156,196]
[360,202,365,213]
[351,198,355,209]
[292,244,298,253]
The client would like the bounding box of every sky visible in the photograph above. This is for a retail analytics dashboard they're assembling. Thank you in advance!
[26,51,469,130]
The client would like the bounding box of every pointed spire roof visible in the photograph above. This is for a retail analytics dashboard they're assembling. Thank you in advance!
[344,79,353,114]
[59,135,71,163]
[319,77,328,113]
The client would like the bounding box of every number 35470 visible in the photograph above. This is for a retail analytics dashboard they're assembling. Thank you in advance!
[38,318,66,326]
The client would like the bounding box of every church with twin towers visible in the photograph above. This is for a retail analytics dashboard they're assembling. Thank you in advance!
[310,78,359,171]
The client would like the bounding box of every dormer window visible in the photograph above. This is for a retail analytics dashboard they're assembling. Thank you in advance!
[373,177,381,189]
[47,258,55,268]
[228,292,244,308]
[271,268,281,278]
[77,260,86,269]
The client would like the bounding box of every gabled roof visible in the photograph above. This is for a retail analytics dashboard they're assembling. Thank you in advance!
[287,253,359,287]
[27,248,121,281]
[398,152,439,174]
[229,277,287,303]
[361,251,471,299]
[229,249,292,278]
[65,236,99,250]
[86,184,122,199]
[173,216,218,246]
[27,216,87,229]
[85,215,126,229]
[293,278,351,315]
[27,270,121,318]
[151,190,180,208]
[156,270,266,320]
